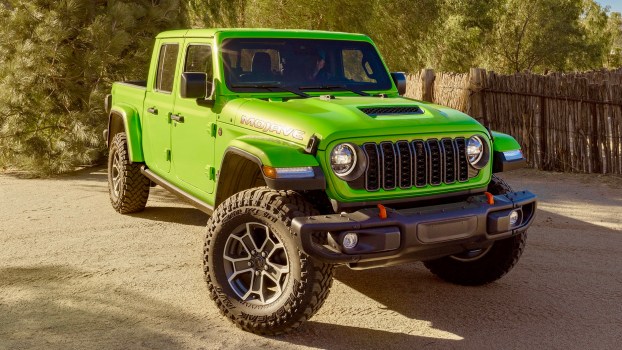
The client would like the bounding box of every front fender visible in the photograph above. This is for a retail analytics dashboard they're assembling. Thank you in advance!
[227,136,320,167]
[108,104,144,163]
[491,131,521,152]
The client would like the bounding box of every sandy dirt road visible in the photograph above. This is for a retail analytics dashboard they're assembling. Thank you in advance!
[1,168,621,350]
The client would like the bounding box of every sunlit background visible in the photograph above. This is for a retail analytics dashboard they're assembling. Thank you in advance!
[597,0,622,13]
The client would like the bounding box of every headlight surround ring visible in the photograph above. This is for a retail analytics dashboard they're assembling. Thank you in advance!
[330,143,367,181]
[467,135,489,169]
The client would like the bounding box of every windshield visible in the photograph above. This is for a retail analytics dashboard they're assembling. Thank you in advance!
[221,38,392,94]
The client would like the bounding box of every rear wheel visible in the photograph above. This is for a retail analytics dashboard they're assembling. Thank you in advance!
[423,175,527,286]
[107,132,150,214]
[204,188,334,335]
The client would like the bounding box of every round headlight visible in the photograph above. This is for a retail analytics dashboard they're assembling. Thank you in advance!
[467,136,484,165]
[330,143,357,176]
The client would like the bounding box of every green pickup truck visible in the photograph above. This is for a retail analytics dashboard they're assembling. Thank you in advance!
[104,28,536,334]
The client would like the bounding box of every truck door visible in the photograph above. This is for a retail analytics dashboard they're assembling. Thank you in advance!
[143,40,182,174]
[171,40,217,195]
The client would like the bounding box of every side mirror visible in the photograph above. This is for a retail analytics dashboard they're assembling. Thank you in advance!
[391,72,407,96]
[180,72,213,99]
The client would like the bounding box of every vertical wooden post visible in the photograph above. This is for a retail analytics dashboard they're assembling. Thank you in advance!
[468,68,488,124]
[534,94,541,170]
[605,83,614,174]
[421,68,435,103]
[539,96,547,170]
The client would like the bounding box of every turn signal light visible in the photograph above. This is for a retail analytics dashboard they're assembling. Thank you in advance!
[262,166,278,179]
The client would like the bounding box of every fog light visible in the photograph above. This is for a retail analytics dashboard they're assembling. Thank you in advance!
[509,210,520,226]
[342,232,358,249]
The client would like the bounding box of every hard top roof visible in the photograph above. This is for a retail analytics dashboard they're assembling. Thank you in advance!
[156,28,369,41]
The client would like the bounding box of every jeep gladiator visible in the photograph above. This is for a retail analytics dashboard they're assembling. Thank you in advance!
[104,28,537,334]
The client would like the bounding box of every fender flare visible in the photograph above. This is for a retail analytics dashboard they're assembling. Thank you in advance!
[491,131,521,152]
[218,137,326,192]
[107,105,144,163]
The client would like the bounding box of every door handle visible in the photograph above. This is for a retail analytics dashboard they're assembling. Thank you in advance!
[147,107,158,115]
[170,114,184,123]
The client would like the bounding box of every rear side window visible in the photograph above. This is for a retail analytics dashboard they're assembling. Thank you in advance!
[184,45,213,79]
[155,43,179,93]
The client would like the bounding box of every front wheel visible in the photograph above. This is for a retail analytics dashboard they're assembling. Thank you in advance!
[423,175,527,286]
[203,188,334,335]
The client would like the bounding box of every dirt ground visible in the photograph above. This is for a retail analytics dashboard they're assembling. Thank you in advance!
[1,167,621,350]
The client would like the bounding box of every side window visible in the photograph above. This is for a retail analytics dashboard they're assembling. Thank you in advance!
[155,43,179,93]
[184,45,212,79]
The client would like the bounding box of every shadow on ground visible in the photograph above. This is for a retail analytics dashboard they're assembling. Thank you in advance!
[0,266,223,349]
[130,206,208,226]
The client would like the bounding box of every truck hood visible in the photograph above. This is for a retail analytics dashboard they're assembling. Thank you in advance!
[229,96,487,149]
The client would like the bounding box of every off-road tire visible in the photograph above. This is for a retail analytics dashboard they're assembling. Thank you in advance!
[203,188,334,335]
[423,175,527,286]
[107,132,150,214]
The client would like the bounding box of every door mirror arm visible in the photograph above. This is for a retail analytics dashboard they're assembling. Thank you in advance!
[197,80,215,107]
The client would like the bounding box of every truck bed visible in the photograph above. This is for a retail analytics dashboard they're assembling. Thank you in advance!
[120,80,147,87]
[111,81,147,114]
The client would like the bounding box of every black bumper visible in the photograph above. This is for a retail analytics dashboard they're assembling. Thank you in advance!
[291,190,537,269]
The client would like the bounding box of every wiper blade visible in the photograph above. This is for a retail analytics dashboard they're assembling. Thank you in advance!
[231,84,280,88]
[230,84,309,98]
[298,84,369,96]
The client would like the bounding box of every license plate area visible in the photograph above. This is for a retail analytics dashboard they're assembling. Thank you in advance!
[417,216,478,243]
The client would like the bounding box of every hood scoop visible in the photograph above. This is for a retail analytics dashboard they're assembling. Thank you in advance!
[359,106,423,117]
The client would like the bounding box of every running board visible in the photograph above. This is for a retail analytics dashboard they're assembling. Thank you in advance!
[141,166,214,215]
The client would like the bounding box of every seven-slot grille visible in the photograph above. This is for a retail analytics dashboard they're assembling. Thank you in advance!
[361,138,469,191]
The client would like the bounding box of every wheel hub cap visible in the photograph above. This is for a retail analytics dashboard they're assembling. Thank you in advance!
[223,222,289,305]
[250,255,266,270]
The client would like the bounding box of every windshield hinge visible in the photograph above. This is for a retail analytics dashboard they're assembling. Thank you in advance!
[305,134,320,155]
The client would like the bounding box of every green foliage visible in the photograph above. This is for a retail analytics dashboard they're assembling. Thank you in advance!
[421,0,500,72]
[184,0,246,28]
[573,0,612,69]
[0,0,181,174]
[487,0,587,72]
[605,11,622,68]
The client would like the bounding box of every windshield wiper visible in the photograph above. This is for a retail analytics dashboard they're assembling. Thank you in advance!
[298,84,369,96]
[230,84,309,98]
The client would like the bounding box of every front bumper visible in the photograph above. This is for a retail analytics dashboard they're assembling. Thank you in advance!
[291,190,537,269]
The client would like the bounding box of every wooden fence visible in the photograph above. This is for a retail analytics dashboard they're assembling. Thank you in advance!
[405,68,622,174]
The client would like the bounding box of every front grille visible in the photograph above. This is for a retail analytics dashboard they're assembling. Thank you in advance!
[361,138,469,191]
